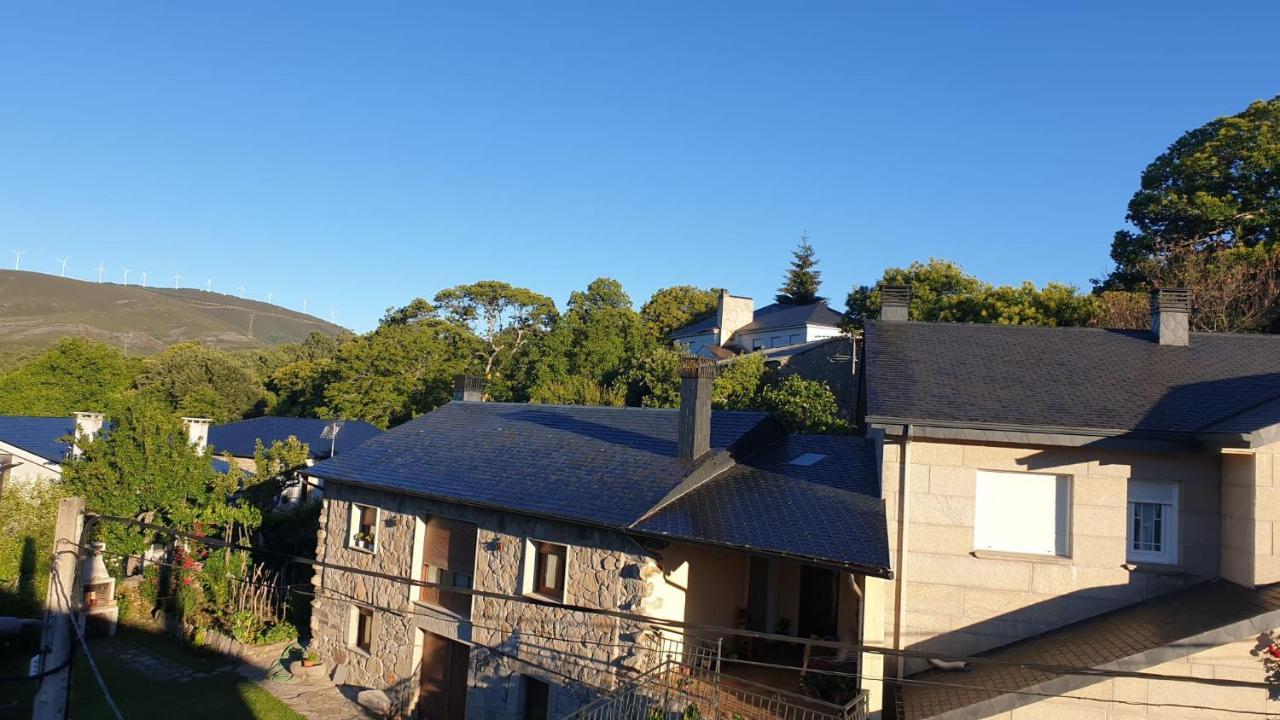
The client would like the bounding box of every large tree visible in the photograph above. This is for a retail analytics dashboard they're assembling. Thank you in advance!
[134,342,267,422]
[776,234,825,305]
[845,259,1096,329]
[1101,96,1280,290]
[433,281,557,380]
[0,338,140,416]
[639,286,722,339]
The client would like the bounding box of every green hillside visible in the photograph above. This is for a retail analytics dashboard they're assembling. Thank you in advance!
[0,270,347,357]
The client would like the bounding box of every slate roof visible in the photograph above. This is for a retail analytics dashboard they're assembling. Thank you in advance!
[0,416,74,463]
[209,417,382,459]
[864,321,1280,441]
[901,580,1280,719]
[306,402,892,574]
[635,434,889,573]
[669,302,844,340]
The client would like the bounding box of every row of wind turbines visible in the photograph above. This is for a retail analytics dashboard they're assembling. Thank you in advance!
[10,249,336,323]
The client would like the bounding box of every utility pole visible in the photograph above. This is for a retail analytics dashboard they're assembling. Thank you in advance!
[33,497,86,720]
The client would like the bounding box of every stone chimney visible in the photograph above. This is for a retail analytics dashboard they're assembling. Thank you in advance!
[677,357,715,461]
[182,417,211,454]
[715,291,755,349]
[1150,288,1190,346]
[71,411,104,459]
[880,284,911,322]
[454,374,484,402]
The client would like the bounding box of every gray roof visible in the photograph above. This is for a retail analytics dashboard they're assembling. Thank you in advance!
[669,302,844,340]
[0,416,74,463]
[864,321,1280,443]
[208,416,382,459]
[902,580,1280,719]
[306,401,891,574]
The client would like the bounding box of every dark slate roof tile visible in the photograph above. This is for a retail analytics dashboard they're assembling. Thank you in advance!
[735,302,844,334]
[208,417,382,459]
[0,416,74,462]
[865,321,1280,437]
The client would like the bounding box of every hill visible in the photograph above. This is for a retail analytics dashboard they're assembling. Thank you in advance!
[0,270,348,357]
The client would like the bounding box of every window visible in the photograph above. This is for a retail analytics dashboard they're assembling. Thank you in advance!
[770,336,783,347]
[350,605,374,654]
[974,470,1071,557]
[751,338,763,351]
[788,334,802,345]
[531,541,567,602]
[1127,480,1178,565]
[349,503,378,552]
[417,516,478,617]
[523,676,550,720]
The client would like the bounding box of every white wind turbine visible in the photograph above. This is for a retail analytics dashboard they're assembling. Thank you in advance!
[96,262,106,283]
[11,250,24,270]
[302,298,309,314]
[140,271,147,288]
[329,307,336,323]
[172,273,182,289]
[121,267,131,285]
[56,257,69,277]
[206,278,213,292]
[266,291,274,305]
[237,285,246,299]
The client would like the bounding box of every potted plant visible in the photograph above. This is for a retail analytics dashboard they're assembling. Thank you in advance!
[302,649,321,667]
[353,531,375,550]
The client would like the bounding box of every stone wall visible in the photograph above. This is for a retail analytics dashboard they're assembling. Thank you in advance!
[880,438,1220,673]
[311,482,669,720]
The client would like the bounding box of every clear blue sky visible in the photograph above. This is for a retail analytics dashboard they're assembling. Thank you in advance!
[2,2,1277,332]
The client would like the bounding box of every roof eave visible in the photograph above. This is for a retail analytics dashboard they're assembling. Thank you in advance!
[866,416,1211,452]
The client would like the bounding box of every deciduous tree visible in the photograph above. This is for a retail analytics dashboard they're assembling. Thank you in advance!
[433,281,557,379]
[640,286,721,339]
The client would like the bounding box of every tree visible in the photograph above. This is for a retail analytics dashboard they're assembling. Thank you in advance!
[776,234,825,305]
[640,286,721,339]
[63,396,223,558]
[134,342,266,422]
[265,333,343,417]
[711,353,770,411]
[1100,96,1280,291]
[845,259,1096,329]
[1145,244,1280,332]
[0,338,140,416]
[758,376,847,434]
[623,344,684,408]
[433,281,557,380]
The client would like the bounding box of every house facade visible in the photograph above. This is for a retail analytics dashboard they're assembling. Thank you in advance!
[304,366,891,720]
[669,291,844,357]
[859,287,1280,719]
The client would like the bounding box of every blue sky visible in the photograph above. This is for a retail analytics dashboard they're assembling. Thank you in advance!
[1,2,1277,332]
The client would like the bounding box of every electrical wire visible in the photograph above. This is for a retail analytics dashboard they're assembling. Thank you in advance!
[91,513,1280,706]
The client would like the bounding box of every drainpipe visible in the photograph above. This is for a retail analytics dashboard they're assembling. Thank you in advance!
[892,426,913,679]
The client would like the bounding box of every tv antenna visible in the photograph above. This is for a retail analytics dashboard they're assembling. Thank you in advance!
[321,420,344,457]
[56,257,69,277]
[10,250,24,270]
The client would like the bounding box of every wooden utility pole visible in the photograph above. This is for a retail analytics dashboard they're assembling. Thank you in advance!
[33,497,85,720]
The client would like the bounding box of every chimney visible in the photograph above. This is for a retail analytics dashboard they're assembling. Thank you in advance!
[677,357,715,461]
[182,417,211,454]
[71,411,104,459]
[715,291,755,349]
[453,374,484,402]
[1150,288,1190,346]
[879,285,910,322]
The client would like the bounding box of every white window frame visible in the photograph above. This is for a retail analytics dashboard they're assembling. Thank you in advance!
[522,538,571,604]
[347,604,375,655]
[348,503,379,554]
[1127,480,1178,566]
[973,470,1072,557]
[410,516,477,619]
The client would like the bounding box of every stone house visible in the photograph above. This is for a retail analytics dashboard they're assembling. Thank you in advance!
[669,290,845,358]
[859,286,1280,718]
[303,361,892,719]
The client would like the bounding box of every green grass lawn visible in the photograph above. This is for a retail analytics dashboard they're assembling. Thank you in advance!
[3,626,303,720]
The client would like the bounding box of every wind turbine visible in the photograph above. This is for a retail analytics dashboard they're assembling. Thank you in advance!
[11,250,24,270]
[206,278,213,292]
[172,273,182,289]
[237,285,246,299]
[266,291,274,305]
[329,307,336,323]
[56,257,69,277]
[121,267,131,285]
[140,271,147,288]
[96,262,106,283]
[302,298,309,314]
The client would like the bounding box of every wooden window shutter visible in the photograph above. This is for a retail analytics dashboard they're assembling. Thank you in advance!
[425,519,452,569]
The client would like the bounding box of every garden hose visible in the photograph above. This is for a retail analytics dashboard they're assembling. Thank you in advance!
[269,642,302,682]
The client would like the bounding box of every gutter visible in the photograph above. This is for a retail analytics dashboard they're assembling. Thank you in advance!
[893,425,913,679]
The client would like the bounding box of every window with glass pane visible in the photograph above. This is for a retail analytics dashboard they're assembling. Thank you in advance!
[350,504,378,552]
[353,606,373,653]
[418,516,477,617]
[1127,480,1177,565]
[534,542,567,601]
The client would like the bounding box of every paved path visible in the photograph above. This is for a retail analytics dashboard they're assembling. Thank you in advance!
[95,642,238,683]
[236,643,375,720]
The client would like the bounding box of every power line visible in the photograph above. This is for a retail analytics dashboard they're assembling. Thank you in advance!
[90,513,1279,694]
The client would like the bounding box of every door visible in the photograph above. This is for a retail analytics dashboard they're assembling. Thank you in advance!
[797,566,839,639]
[418,632,470,719]
[746,556,770,632]
[523,676,549,720]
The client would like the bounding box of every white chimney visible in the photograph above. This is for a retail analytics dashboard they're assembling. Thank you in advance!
[182,417,212,454]
[72,411,104,459]
[715,292,755,349]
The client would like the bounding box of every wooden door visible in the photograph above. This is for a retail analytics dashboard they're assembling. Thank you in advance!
[418,632,470,719]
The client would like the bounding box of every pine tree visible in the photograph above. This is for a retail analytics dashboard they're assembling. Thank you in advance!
[775,234,825,305]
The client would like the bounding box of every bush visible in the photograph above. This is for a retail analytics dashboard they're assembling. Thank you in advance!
[226,609,296,645]
[0,483,65,617]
